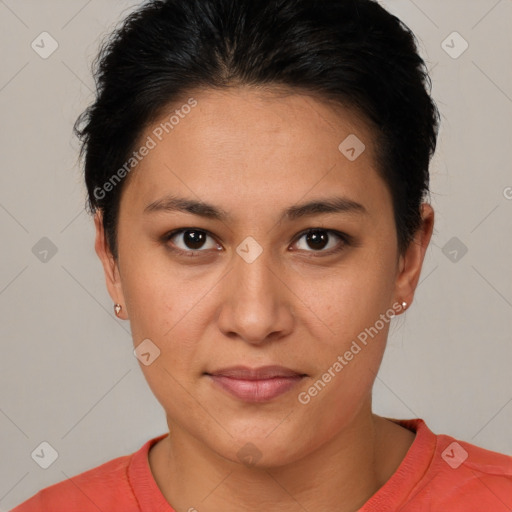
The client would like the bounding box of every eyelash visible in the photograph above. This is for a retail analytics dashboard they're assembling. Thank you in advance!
[160,228,353,258]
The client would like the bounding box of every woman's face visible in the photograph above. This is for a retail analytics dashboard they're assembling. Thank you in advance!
[96,87,432,466]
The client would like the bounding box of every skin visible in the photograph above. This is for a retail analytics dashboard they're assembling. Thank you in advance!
[94,86,434,512]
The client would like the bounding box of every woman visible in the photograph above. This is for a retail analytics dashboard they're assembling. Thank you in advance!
[12,0,512,510]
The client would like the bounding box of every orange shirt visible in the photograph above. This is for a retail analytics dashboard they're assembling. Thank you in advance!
[11,418,512,511]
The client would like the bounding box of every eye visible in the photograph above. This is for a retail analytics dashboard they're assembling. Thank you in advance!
[161,227,352,258]
[163,228,221,255]
[292,228,349,255]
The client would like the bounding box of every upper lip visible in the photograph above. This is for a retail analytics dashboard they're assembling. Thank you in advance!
[207,365,305,380]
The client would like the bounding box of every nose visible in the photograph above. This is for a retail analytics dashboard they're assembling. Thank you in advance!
[216,243,295,346]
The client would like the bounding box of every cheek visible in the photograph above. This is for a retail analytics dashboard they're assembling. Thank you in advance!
[121,254,219,382]
[291,256,396,411]
[120,249,207,340]
[300,258,395,344]
[296,277,392,427]
[139,359,211,440]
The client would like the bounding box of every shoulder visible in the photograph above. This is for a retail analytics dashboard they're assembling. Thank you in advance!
[10,451,137,512]
[408,420,512,509]
[363,418,512,511]
[432,433,512,493]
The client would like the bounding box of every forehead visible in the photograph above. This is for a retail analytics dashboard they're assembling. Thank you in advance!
[122,87,390,218]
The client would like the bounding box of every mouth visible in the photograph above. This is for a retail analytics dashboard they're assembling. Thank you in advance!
[205,365,307,403]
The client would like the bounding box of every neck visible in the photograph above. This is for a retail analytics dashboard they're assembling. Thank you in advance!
[149,404,415,512]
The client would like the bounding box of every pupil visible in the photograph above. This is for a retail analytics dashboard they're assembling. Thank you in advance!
[307,230,328,250]
[184,230,205,249]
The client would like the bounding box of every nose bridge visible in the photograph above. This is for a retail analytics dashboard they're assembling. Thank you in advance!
[232,236,278,306]
[217,237,294,343]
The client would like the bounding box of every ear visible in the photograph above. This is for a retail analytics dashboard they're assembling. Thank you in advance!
[94,210,128,319]
[394,203,435,311]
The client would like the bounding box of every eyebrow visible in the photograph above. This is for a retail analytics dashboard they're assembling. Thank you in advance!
[143,194,368,221]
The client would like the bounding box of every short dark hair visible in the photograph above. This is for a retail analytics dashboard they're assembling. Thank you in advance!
[74,0,440,260]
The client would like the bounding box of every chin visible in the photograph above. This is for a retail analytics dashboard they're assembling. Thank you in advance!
[209,426,310,470]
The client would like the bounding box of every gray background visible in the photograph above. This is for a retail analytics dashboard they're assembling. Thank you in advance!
[1,0,511,509]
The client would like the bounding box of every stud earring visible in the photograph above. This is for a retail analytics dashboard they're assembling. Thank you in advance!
[114,303,122,317]
[401,301,408,310]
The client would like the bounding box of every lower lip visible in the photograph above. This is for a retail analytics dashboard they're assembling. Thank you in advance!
[207,374,304,402]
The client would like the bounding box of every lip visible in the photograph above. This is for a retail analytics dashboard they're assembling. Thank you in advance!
[205,365,306,402]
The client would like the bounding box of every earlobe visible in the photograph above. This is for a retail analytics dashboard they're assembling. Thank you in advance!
[93,210,128,319]
[394,203,435,310]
